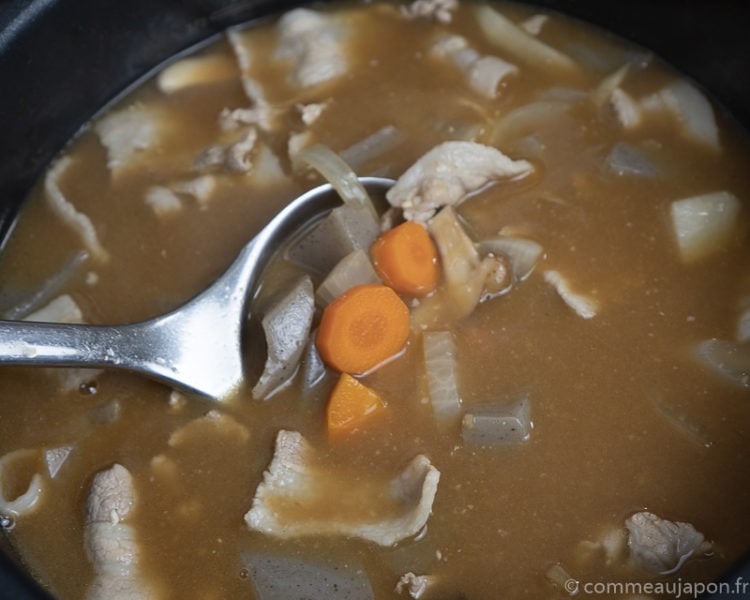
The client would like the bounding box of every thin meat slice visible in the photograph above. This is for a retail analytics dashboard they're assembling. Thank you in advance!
[85,464,151,600]
[626,511,712,575]
[245,430,440,546]
[276,8,349,88]
[386,142,533,223]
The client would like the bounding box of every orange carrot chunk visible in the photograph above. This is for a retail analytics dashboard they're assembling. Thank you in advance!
[371,221,439,297]
[327,373,386,436]
[316,283,410,374]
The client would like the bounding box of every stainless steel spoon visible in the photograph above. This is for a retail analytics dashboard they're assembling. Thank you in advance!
[0,177,393,401]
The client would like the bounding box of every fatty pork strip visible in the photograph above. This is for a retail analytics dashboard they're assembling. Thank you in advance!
[430,34,518,99]
[386,141,533,223]
[245,430,440,546]
[84,464,151,600]
[276,8,349,89]
[226,7,351,133]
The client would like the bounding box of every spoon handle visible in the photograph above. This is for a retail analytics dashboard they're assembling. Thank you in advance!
[0,320,135,369]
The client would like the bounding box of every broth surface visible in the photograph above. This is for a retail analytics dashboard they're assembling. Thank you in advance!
[0,2,749,599]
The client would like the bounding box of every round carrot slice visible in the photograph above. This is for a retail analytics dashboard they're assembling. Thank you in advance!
[371,220,439,297]
[316,283,410,374]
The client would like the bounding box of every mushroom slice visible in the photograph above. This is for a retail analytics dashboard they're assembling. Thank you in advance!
[245,430,440,546]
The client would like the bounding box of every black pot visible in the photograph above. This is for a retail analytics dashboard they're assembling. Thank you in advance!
[0,1,748,598]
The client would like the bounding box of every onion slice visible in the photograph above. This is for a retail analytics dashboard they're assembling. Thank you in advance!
[475,5,580,77]
[297,144,378,220]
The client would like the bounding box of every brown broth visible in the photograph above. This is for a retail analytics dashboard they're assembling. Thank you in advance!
[0,2,749,599]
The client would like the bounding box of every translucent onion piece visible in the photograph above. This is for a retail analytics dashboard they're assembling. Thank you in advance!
[479,236,544,281]
[694,339,750,389]
[475,5,580,76]
[297,144,378,220]
[422,331,462,424]
[315,249,381,306]
[2,250,88,320]
[670,191,740,262]
[340,125,404,171]
[491,100,572,145]
[0,449,44,518]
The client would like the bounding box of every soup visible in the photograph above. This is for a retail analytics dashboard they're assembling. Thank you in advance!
[0,1,748,598]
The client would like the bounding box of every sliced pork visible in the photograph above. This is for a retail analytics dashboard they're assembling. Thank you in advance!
[401,0,458,23]
[85,464,151,600]
[45,157,109,263]
[95,104,165,180]
[386,142,533,223]
[625,511,712,575]
[276,8,348,89]
[245,430,440,546]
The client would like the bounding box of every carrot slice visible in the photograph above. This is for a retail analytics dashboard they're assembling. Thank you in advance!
[371,221,439,297]
[316,283,410,374]
[327,373,386,436]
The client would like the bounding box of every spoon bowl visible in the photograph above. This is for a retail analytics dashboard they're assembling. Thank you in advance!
[0,177,394,400]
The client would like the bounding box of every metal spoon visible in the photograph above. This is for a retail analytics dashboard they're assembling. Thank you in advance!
[0,177,393,401]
